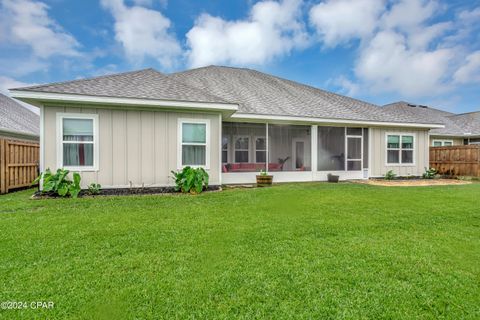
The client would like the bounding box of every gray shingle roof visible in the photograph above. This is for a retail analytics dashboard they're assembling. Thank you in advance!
[383,102,480,136]
[12,68,229,104]
[449,112,480,136]
[11,66,442,125]
[168,66,435,124]
[0,93,39,136]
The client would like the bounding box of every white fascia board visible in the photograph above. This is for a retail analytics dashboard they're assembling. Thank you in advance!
[229,113,445,129]
[10,90,239,113]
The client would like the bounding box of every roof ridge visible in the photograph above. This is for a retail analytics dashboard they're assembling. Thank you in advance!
[172,65,381,109]
[11,68,159,91]
[451,110,480,116]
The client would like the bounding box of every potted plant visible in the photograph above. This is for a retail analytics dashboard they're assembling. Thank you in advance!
[256,170,273,186]
[327,173,339,183]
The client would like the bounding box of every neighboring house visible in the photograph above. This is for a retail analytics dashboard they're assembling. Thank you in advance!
[0,93,39,141]
[10,66,444,188]
[384,102,480,146]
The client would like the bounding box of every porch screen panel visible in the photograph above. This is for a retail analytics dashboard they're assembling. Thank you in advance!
[221,122,266,172]
[317,126,345,171]
[363,128,369,169]
[268,125,311,172]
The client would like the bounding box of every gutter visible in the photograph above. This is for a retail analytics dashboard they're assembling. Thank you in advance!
[0,128,39,140]
[229,113,445,129]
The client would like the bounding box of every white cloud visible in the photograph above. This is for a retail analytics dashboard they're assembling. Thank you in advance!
[329,75,360,96]
[355,31,454,96]
[186,0,309,67]
[101,0,181,68]
[454,51,480,84]
[0,0,80,58]
[309,0,385,47]
[0,76,33,94]
[308,0,476,98]
[0,76,39,114]
[381,0,439,31]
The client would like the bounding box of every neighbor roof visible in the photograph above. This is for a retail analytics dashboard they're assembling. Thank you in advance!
[383,102,480,136]
[0,93,39,137]
[11,66,442,126]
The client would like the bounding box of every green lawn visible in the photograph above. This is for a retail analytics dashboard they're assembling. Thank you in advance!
[0,183,479,319]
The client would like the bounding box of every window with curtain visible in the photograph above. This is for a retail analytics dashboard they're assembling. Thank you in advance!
[181,122,208,166]
[61,117,95,168]
[387,134,414,164]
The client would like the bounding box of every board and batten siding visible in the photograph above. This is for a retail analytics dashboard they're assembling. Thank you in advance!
[370,127,429,177]
[43,105,221,188]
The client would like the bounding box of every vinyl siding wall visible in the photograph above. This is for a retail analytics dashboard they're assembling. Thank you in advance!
[43,105,221,188]
[370,127,429,177]
[429,136,464,146]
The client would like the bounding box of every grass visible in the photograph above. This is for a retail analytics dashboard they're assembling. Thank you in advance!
[0,182,479,319]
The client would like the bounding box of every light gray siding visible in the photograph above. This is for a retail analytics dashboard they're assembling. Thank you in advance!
[370,127,429,177]
[429,136,464,146]
[43,105,221,188]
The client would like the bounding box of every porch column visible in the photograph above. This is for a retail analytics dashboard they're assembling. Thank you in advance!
[311,125,318,180]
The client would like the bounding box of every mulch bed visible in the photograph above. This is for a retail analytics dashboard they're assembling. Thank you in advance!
[356,179,472,187]
[31,185,221,199]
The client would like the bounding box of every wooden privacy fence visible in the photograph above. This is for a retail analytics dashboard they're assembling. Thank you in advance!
[0,139,40,194]
[430,145,480,177]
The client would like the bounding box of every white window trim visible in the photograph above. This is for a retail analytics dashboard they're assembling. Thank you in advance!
[254,135,267,163]
[56,113,99,172]
[233,135,250,163]
[177,118,210,169]
[385,132,416,166]
[432,139,453,146]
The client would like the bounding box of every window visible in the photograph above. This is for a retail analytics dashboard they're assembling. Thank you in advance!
[57,113,98,171]
[386,134,414,165]
[234,136,249,163]
[179,119,209,168]
[255,137,266,163]
[432,140,453,147]
[222,136,229,164]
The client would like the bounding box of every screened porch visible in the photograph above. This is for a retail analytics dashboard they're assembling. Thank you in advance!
[221,122,369,181]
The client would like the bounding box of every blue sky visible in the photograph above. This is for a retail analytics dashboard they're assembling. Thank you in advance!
[0,0,479,113]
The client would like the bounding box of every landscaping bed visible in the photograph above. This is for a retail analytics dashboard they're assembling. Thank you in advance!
[31,185,221,199]
[357,178,472,187]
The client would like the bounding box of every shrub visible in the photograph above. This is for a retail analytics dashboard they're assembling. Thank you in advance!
[423,167,438,179]
[33,168,81,198]
[171,166,209,194]
[88,183,102,195]
[259,169,269,176]
[384,170,396,180]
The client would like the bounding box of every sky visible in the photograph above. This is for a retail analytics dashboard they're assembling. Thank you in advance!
[0,0,479,114]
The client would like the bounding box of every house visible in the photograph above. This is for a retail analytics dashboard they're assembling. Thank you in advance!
[0,93,39,141]
[384,102,480,146]
[10,66,444,188]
